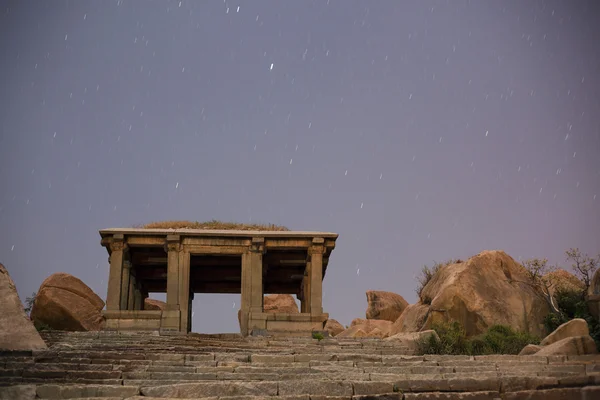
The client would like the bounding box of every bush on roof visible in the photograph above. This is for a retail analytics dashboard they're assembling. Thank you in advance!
[136,219,290,231]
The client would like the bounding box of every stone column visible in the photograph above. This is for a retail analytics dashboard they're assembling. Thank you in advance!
[162,235,182,333]
[165,235,181,308]
[308,238,325,315]
[301,263,311,313]
[106,235,127,311]
[120,260,132,311]
[127,273,136,311]
[133,283,143,311]
[240,237,265,335]
[178,250,191,332]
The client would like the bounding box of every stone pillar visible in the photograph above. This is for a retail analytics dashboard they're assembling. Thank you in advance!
[166,235,181,308]
[106,234,127,311]
[120,260,132,311]
[308,238,325,315]
[179,251,191,332]
[127,273,136,311]
[301,264,311,313]
[240,237,265,335]
[162,235,182,333]
[133,284,143,311]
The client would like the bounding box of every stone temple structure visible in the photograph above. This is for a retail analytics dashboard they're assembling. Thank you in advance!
[99,228,338,336]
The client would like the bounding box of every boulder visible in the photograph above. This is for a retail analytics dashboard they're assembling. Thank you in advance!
[365,290,409,322]
[0,264,47,350]
[540,318,589,346]
[337,319,393,338]
[543,269,585,296]
[588,268,600,320]
[30,273,105,331]
[144,298,167,311]
[390,250,551,337]
[535,335,598,356]
[264,294,299,314]
[385,330,439,352]
[324,319,344,337]
[518,344,542,356]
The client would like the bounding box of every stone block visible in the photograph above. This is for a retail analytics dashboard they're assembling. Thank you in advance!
[502,388,583,400]
[140,381,278,397]
[251,354,295,364]
[36,384,139,399]
[279,380,354,396]
[352,381,395,395]
[403,392,500,399]
[0,385,36,400]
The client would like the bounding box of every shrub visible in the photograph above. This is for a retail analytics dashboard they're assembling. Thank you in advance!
[312,332,324,341]
[33,320,53,332]
[416,322,539,355]
[24,292,36,316]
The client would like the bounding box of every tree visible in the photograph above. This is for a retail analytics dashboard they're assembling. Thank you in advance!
[24,292,36,317]
[566,248,599,295]
[522,258,562,315]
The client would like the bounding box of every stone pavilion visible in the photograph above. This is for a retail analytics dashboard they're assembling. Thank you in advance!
[99,228,338,336]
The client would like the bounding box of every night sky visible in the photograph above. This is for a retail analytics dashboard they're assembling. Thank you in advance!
[1,0,599,333]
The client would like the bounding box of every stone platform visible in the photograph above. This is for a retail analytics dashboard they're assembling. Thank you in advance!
[1,331,599,399]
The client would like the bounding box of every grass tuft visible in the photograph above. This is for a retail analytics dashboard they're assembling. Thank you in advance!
[135,219,290,231]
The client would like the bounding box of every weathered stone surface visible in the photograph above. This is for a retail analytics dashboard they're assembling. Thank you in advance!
[263,294,299,314]
[141,382,278,397]
[390,250,550,337]
[535,335,598,356]
[366,291,409,322]
[404,392,500,400]
[501,387,584,400]
[540,318,589,346]
[36,384,139,399]
[544,269,585,296]
[338,320,393,338]
[144,298,166,311]
[384,330,439,352]
[0,384,36,400]
[30,273,105,331]
[0,263,47,351]
[519,344,542,356]
[325,319,345,337]
[279,380,353,396]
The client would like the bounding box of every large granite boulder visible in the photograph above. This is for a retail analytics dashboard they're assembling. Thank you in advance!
[324,319,345,337]
[337,319,393,338]
[365,290,409,322]
[543,269,585,296]
[0,264,47,350]
[30,273,105,331]
[588,268,600,320]
[535,335,598,356]
[144,298,167,311]
[264,294,299,313]
[540,318,589,346]
[390,250,550,337]
[385,330,440,352]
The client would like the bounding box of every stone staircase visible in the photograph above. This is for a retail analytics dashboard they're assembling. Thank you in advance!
[0,331,599,399]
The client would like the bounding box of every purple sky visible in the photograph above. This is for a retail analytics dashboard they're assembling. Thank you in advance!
[1,0,599,333]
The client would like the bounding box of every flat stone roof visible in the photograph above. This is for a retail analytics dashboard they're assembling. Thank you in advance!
[99,228,339,239]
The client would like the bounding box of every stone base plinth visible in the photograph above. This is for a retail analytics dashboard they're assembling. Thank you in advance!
[103,310,162,331]
[244,312,329,337]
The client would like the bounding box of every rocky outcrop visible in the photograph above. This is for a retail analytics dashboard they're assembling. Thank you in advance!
[324,319,344,337]
[518,344,542,355]
[535,335,598,356]
[337,319,393,338]
[390,250,550,337]
[263,294,299,314]
[365,290,409,322]
[540,318,589,346]
[144,298,167,311]
[588,268,600,320]
[544,269,585,296]
[385,330,439,352]
[0,263,47,350]
[30,273,105,331]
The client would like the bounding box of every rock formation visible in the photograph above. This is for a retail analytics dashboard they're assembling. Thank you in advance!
[543,269,585,296]
[385,330,440,352]
[337,319,393,338]
[263,294,299,313]
[324,319,344,337]
[365,290,408,322]
[30,273,105,331]
[390,250,550,337]
[588,268,600,320]
[0,263,47,350]
[520,318,598,356]
[144,298,167,311]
